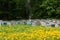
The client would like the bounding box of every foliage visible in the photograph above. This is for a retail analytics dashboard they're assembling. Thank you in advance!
[0,0,60,20]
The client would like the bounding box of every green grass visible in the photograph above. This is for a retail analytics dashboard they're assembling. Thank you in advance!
[0,24,60,40]
[0,24,60,33]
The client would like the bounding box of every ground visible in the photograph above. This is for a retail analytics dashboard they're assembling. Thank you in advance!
[0,24,60,40]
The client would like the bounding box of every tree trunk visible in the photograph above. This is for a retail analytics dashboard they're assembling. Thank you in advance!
[25,0,32,19]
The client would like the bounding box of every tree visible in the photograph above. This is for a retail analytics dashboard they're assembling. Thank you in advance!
[0,0,60,20]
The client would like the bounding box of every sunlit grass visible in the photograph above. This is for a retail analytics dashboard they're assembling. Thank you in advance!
[0,24,60,40]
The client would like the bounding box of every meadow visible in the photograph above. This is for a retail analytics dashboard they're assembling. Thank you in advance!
[0,24,60,40]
